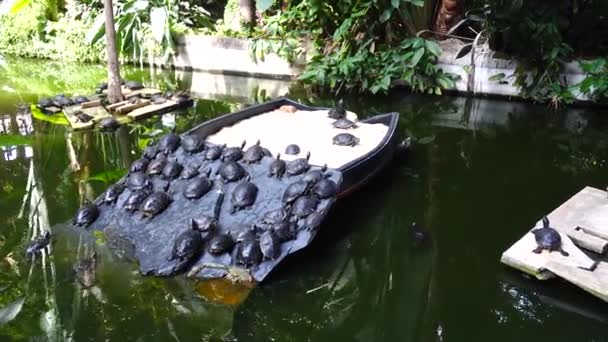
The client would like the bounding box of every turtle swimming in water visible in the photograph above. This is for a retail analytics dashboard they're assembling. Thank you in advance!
[74,251,97,288]
[161,161,183,180]
[531,216,569,256]
[268,153,286,178]
[285,144,300,155]
[205,144,225,161]
[242,140,265,164]
[124,189,151,212]
[207,233,235,255]
[99,117,121,132]
[139,192,172,219]
[259,230,280,260]
[25,230,51,259]
[221,140,246,162]
[230,177,258,214]
[217,161,247,183]
[328,99,346,119]
[181,134,205,154]
[332,118,358,130]
[333,133,360,147]
[184,169,213,199]
[129,158,150,173]
[158,128,181,155]
[236,236,262,266]
[102,183,126,205]
[73,200,99,227]
[286,152,311,176]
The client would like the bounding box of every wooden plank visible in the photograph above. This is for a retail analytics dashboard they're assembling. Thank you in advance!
[106,100,130,111]
[116,99,151,114]
[126,100,181,120]
[81,100,101,109]
[546,261,608,303]
[63,104,111,131]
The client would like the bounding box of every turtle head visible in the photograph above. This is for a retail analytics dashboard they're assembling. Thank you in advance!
[305,151,311,161]
[321,164,328,172]
[276,153,281,160]
[240,140,247,149]
[190,218,198,231]
[205,168,212,178]
[542,216,550,228]
[255,140,261,146]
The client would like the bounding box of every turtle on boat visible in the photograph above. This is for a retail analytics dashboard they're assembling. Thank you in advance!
[147,155,168,176]
[259,230,280,260]
[205,144,225,161]
[217,161,247,183]
[285,144,300,155]
[531,216,569,256]
[221,140,246,162]
[25,230,51,259]
[207,233,235,255]
[181,134,205,154]
[230,177,258,214]
[328,99,346,119]
[161,161,183,180]
[282,180,311,204]
[332,118,358,130]
[333,133,359,147]
[129,158,150,173]
[286,152,311,176]
[73,200,99,227]
[99,117,121,132]
[162,219,204,275]
[268,153,286,178]
[102,183,126,205]
[242,140,265,164]
[236,236,262,266]
[184,169,213,200]
[74,251,97,288]
[127,172,151,191]
[124,189,151,212]
[139,192,172,220]
[158,128,181,155]
[74,111,94,123]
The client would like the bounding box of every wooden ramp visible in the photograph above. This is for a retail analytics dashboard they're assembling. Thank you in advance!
[501,186,608,302]
[63,101,111,131]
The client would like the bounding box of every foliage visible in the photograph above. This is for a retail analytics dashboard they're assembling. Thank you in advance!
[252,0,454,94]
[578,58,608,102]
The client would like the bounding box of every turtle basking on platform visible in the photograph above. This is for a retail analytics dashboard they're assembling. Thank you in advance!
[205,144,225,161]
[283,180,311,204]
[158,129,181,155]
[312,179,338,199]
[333,133,359,147]
[221,141,246,162]
[230,178,258,214]
[38,98,53,109]
[236,236,262,266]
[181,134,205,154]
[143,144,159,160]
[207,233,235,255]
[124,189,151,212]
[259,230,280,260]
[102,183,126,205]
[217,161,247,183]
[127,172,151,191]
[262,208,290,226]
[73,200,99,227]
[332,118,358,130]
[74,111,94,123]
[184,170,213,200]
[139,191,172,219]
[328,99,346,119]
[242,140,265,164]
[73,96,89,104]
[531,216,569,256]
[301,165,328,185]
[285,144,300,155]
[164,220,204,274]
[25,230,51,259]
[99,117,121,132]
[125,81,144,90]
[129,158,150,173]
[290,195,319,218]
[268,153,286,178]
[181,165,200,180]
[161,161,183,180]
[150,93,167,105]
[286,152,311,176]
[146,155,168,176]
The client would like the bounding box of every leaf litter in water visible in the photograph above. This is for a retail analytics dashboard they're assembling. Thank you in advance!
[0,297,25,325]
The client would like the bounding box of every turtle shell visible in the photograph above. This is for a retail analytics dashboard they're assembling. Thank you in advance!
[181,135,205,154]
[312,179,338,199]
[129,158,150,173]
[73,96,89,104]
[151,94,167,105]
[75,111,94,123]
[147,156,168,176]
[221,141,246,162]
[533,228,562,249]
[127,172,150,191]
[332,133,359,147]
[236,237,262,266]
[169,225,203,261]
[205,145,225,161]
[242,141,265,164]
[218,161,247,183]
[192,216,217,235]
[126,81,144,90]
[207,234,235,255]
[282,180,310,204]
[103,183,126,205]
[286,153,311,176]
[184,176,213,199]
[291,195,319,218]
[259,230,280,260]
[332,118,357,129]
[38,98,53,108]
[73,202,99,227]
[328,99,346,119]
[140,192,171,218]
[124,189,150,212]
[158,131,181,155]
[268,154,286,178]
[262,207,290,225]
[99,117,121,132]
[301,166,327,185]
[143,145,159,160]
[230,181,258,213]
[272,221,296,242]
[162,161,183,180]
[181,166,200,180]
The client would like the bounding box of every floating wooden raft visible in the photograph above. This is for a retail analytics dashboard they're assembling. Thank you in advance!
[63,100,112,131]
[501,186,608,302]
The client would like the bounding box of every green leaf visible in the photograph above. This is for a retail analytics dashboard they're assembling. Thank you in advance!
[10,0,31,14]
[30,106,69,126]
[380,9,393,23]
[0,297,25,325]
[425,40,442,57]
[410,48,424,66]
[489,73,506,81]
[86,13,107,45]
[93,231,107,245]
[0,134,31,147]
[412,38,424,49]
[391,0,400,8]
[436,76,453,89]
[87,169,127,184]
[256,0,275,13]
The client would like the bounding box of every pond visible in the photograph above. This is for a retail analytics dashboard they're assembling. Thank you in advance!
[0,57,607,341]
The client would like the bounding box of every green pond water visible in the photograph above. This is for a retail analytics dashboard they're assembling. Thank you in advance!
[0,58,607,341]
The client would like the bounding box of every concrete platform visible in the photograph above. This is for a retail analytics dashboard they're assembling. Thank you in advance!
[501,186,608,302]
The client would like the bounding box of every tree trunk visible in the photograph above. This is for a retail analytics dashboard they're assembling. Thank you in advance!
[103,0,123,104]
[433,0,463,37]
[238,0,255,27]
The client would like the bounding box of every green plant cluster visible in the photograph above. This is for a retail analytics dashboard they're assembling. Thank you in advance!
[252,0,455,94]
[578,58,608,102]
[0,2,105,63]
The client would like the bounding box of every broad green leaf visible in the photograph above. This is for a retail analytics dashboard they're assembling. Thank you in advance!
[425,40,442,57]
[86,13,107,45]
[410,48,424,66]
[150,7,168,42]
[436,76,453,89]
[380,9,392,23]
[455,44,472,59]
[256,0,275,13]
[10,0,31,14]
[412,38,424,49]
[0,134,31,147]
[0,297,25,325]
[391,0,400,8]
[30,106,69,126]
[489,73,506,82]
[87,169,127,184]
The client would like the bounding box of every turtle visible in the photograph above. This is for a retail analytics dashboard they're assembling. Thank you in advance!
[301,165,328,185]
[127,172,151,191]
[174,93,191,105]
[285,144,301,155]
[205,144,225,161]
[333,133,360,147]
[184,171,213,200]
[181,165,200,180]
[301,211,324,231]
[139,191,172,219]
[150,93,167,105]
[73,201,99,227]
[192,216,217,235]
[126,81,144,90]
[236,237,262,266]
[230,179,258,214]
[242,140,265,164]
[158,129,181,155]
[25,230,51,259]
[74,111,94,123]
[259,230,280,260]
[103,183,126,205]
[53,95,73,108]
[217,161,247,183]
[128,96,142,104]
[286,152,311,176]
[262,207,290,225]
[38,98,53,108]
[221,140,246,162]
[167,219,203,266]
[147,155,168,176]
[328,99,346,119]
[129,158,150,173]
[181,134,205,154]
[73,96,89,104]
[124,189,151,212]
[312,179,338,199]
[235,228,257,243]
[282,180,311,204]
[97,82,108,91]
[531,216,569,256]
[272,221,296,242]
[268,153,286,178]
[143,144,159,160]
[99,117,121,132]
[410,222,427,245]
[207,233,235,255]
[162,161,183,180]
[74,252,97,288]
[290,195,319,218]
[332,118,358,130]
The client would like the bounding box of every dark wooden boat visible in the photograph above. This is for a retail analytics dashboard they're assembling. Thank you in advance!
[187,97,401,198]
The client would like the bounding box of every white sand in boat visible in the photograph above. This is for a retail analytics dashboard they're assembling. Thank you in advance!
[205,107,389,169]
